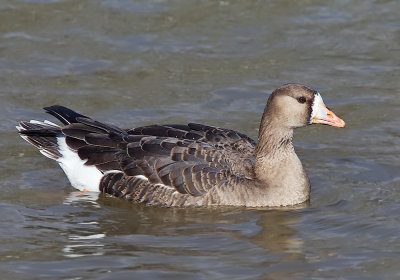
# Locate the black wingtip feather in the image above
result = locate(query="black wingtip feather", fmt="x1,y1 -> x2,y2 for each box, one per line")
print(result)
44,105 -> 88,125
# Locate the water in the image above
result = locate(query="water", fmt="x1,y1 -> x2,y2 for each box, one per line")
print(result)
1,0 -> 399,279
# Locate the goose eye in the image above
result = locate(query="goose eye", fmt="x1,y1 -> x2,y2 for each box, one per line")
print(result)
297,97 -> 306,104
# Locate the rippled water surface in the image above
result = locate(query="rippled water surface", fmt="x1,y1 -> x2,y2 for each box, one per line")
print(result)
1,1 -> 399,279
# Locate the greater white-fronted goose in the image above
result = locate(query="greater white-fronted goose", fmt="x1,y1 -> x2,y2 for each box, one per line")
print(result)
17,83 -> 345,207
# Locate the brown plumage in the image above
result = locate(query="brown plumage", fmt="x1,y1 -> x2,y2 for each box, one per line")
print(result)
16,83 -> 345,207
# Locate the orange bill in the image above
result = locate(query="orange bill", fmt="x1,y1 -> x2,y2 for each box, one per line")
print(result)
312,106 -> 345,127
311,93 -> 345,128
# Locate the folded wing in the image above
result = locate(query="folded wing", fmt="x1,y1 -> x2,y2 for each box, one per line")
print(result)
44,106 -> 257,198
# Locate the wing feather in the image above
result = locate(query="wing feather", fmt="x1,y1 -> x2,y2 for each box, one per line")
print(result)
49,110 -> 255,199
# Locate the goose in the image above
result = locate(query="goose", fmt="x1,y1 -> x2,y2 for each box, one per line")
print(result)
16,83 -> 345,207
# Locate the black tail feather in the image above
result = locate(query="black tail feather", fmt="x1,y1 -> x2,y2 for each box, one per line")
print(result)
44,105 -> 89,125
19,129 -> 61,136
17,121 -> 63,159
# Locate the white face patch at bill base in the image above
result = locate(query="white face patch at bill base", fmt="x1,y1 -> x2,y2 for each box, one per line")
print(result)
309,92 -> 345,127
309,92 -> 325,124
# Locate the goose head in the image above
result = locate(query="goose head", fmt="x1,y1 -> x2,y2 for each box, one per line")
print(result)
264,83 -> 345,129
